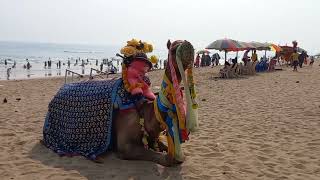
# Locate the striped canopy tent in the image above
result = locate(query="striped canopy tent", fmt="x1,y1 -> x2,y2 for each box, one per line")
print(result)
206,39 -> 244,62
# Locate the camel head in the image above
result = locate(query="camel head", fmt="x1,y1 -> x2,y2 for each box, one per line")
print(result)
165,40 -> 195,82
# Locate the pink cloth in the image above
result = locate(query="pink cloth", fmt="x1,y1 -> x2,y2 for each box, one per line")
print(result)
127,60 -> 155,100
168,41 -> 186,132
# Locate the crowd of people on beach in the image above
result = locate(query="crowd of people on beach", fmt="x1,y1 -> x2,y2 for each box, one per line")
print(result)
194,53 -> 221,68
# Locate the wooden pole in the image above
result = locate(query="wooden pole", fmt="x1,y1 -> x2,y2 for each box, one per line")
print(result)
225,51 -> 227,64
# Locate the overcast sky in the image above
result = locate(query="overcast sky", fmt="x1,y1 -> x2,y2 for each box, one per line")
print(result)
0,0 -> 319,54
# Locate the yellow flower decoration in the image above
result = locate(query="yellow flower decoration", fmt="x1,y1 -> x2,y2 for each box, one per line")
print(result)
120,46 -> 137,57
148,44 -> 153,53
150,55 -> 158,64
142,42 -> 150,53
127,39 -> 140,47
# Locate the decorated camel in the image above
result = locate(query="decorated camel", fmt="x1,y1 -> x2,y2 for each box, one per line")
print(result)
279,40 -> 299,63
41,39 -> 198,167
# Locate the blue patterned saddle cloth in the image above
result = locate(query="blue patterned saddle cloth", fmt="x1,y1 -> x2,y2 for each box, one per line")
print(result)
43,78 -> 141,159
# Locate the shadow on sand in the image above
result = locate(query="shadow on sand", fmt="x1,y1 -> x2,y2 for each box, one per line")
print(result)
29,142 -> 182,180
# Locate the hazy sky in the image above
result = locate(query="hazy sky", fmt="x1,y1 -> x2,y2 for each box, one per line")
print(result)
0,0 -> 319,54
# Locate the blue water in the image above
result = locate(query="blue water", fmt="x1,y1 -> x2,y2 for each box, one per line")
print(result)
0,41 -> 167,80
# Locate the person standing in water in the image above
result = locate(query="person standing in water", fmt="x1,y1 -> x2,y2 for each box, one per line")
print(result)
100,63 -> 103,72
7,68 -> 11,80
12,61 -> 16,68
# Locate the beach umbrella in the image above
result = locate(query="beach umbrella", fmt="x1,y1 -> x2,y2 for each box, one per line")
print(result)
239,41 -> 255,50
206,39 -> 244,62
196,50 -> 210,54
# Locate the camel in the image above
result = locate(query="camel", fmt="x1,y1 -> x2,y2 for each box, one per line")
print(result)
42,40 -> 195,167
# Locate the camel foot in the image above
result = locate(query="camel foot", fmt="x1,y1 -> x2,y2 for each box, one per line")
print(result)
91,156 -> 104,164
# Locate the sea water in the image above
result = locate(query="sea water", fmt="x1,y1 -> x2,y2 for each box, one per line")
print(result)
0,41 -> 167,80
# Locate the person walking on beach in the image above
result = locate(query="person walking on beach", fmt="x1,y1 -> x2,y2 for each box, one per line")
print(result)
58,61 -> 61,69
291,49 -> 299,72
68,60 -> 71,68
4,59 -> 7,66
44,61 -> 47,68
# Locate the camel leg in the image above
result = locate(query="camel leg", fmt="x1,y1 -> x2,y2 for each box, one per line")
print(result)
117,143 -> 173,167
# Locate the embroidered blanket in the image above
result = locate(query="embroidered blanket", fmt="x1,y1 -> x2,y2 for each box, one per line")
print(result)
43,78 -> 140,159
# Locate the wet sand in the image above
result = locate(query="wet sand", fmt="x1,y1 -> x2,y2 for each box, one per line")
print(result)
0,61 -> 320,180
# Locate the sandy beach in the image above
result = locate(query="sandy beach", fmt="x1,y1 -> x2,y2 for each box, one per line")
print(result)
0,62 -> 320,180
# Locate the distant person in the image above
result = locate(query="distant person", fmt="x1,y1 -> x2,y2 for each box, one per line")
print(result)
100,63 -> 103,72
7,68 -> 11,80
251,50 -> 258,62
309,56 -> 314,66
96,60 -> 98,66
58,61 -> 61,69
12,61 -> 16,68
200,54 -> 205,67
26,62 -> 31,69
44,61 -> 47,68
290,50 -> 299,72
195,54 -> 200,68
48,59 -> 52,68
205,53 -> 211,66
110,65 -> 117,74
232,57 -> 238,68
298,51 -> 308,68
212,53 -> 220,67
154,63 -> 159,69
215,54 -> 220,66
242,50 -> 250,65
68,60 -> 71,68
4,59 -> 7,66
159,59 -> 162,69
163,59 -> 168,69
